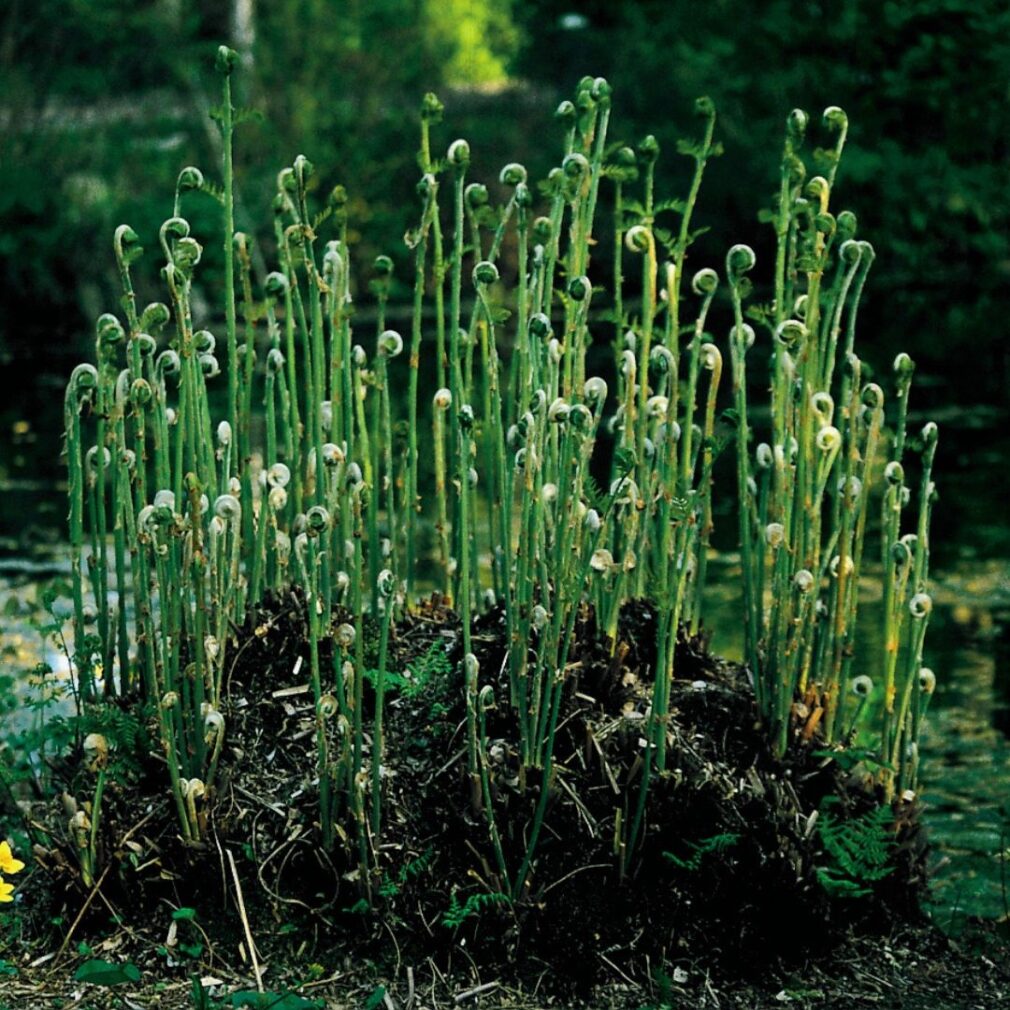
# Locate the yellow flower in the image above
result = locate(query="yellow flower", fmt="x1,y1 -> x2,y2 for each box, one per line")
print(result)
0,877 -> 13,903
0,842 -> 24,875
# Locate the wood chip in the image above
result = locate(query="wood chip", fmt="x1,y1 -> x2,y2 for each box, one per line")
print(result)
271,683 -> 310,698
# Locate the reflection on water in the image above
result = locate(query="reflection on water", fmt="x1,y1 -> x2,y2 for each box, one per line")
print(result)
916,566 -> 1010,926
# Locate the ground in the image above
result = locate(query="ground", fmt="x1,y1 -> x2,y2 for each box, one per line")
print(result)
0,921 -> 1007,1009
4,595 -> 1009,1009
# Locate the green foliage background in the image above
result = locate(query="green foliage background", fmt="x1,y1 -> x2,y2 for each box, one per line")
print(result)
2,0 -> 1007,405
515,0 -> 1010,402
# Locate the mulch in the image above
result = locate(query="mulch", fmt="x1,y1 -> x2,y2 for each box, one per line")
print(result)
5,593 -> 1008,1009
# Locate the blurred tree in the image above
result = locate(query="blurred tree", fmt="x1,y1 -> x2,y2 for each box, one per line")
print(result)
512,0 -> 1010,402
248,0 -> 519,271
2,0 -> 1006,409
248,0 -> 444,266
0,0 -> 215,528
0,0 -> 521,367
0,0 -> 214,362
427,0 -> 518,84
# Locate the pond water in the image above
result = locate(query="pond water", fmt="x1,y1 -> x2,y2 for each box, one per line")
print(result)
2,364 -> 1008,928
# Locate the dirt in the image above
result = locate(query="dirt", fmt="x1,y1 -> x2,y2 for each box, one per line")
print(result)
1,920 -> 1007,1009
6,595 -> 1009,1009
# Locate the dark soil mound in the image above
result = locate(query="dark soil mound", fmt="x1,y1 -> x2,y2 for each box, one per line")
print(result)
24,594 -> 931,995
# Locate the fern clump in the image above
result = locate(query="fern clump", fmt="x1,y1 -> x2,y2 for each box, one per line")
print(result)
36,50 -> 939,982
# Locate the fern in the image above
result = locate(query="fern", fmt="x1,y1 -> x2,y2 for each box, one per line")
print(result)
208,104 -> 263,128
654,226 -> 675,249
361,643 -> 451,702
663,832 -> 740,871
197,178 -> 226,207
311,207 -> 333,231
654,197 -> 688,216
612,447 -> 636,480
816,801 -> 894,898
362,667 -> 411,695
473,204 -> 501,229
620,208 -> 645,229
812,747 -> 895,775
403,642 -> 451,698
676,137 -> 724,160
744,301 -> 783,339
668,492 -> 696,523
379,845 -> 437,898
583,471 -> 609,515
49,703 -> 152,780
600,163 -> 638,182
400,845 -> 436,882
441,890 -> 509,929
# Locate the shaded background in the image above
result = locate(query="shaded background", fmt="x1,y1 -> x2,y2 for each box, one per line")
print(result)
1,0 -> 1009,921
2,0 -> 1008,555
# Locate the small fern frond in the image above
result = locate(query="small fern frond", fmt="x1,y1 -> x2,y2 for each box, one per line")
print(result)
441,890 -> 509,928
816,801 -> 894,898
663,832 -> 740,872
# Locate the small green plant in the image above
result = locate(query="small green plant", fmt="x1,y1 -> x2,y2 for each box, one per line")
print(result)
362,642 -> 451,702
378,845 -> 436,899
403,641 -> 452,698
362,987 -> 387,1010
441,889 -> 510,929
812,747 -> 893,775
190,974 -> 211,1010
73,957 -> 142,986
662,833 -> 740,872
636,964 -> 686,1010
158,906 -> 205,963
815,799 -> 894,898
